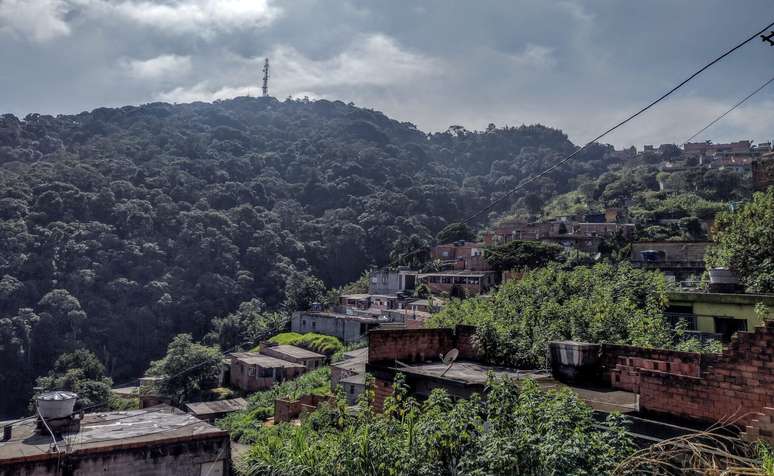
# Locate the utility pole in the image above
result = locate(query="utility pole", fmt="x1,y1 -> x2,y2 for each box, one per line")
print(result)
261,58 -> 270,97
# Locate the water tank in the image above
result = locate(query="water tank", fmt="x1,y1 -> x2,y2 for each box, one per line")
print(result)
709,267 -> 739,284
36,391 -> 77,419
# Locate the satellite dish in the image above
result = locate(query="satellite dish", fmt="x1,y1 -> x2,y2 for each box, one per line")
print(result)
441,348 -> 459,365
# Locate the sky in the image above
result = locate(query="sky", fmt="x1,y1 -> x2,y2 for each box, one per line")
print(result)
0,0 -> 773,148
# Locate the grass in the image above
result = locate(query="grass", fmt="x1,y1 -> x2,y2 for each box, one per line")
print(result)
217,366 -> 332,444
252,332 -> 344,356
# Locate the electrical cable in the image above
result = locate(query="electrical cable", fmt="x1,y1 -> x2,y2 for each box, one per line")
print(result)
684,75 -> 774,144
461,19 -> 774,224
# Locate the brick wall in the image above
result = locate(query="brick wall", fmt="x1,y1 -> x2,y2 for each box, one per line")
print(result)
602,344 -> 703,392
637,321 -> 774,425
373,377 -> 394,412
274,394 -> 334,423
368,328 -> 455,364
368,326 -> 478,364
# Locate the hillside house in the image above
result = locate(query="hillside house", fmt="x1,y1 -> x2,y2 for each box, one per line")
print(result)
630,241 -> 710,281
260,344 -> 326,371
416,270 -> 496,297
431,241 -> 491,271
229,352 -> 305,392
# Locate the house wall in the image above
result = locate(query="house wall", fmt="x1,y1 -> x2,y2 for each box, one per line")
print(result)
667,293 -> 774,334
369,270 -> 402,295
602,344 -> 703,393
261,347 -> 325,371
0,434 -> 230,476
291,312 -> 368,343
623,321 -> 774,426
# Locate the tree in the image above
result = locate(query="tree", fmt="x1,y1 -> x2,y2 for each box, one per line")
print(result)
206,298 -> 288,350
436,222 -> 475,244
283,273 -> 326,312
484,240 -> 563,273
706,188 -> 774,293
35,349 -> 113,409
428,263 -> 672,367
146,334 -> 221,405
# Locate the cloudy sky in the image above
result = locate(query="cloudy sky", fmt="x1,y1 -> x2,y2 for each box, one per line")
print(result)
1,0 -> 772,148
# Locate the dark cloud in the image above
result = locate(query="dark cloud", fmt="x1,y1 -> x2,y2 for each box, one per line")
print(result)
1,0 -> 772,147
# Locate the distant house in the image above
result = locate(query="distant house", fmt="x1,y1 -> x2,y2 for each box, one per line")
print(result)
229,352 -> 305,392
416,270 -> 496,297
291,311 -> 383,343
483,221 -> 634,253
753,152 -> 774,192
665,291 -> 774,342
431,241 -> 491,271
331,347 -> 367,405
260,344 -> 326,371
629,241 -> 710,281
368,268 -> 416,295
185,398 -> 248,423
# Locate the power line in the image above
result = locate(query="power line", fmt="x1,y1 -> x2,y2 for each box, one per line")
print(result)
462,19 -> 774,224
684,75 -> 774,144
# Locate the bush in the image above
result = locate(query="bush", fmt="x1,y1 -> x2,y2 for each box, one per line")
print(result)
261,332 -> 344,356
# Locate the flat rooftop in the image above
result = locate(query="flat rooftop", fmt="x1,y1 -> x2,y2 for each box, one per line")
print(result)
0,405 -> 226,465
230,352 -> 306,368
264,344 -> 325,360
185,398 -> 248,416
378,360 -> 638,414
417,271 -> 494,278
300,311 -> 382,323
667,291 -> 774,305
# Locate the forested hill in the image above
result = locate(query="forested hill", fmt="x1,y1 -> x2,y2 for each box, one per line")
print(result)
0,96 -> 618,415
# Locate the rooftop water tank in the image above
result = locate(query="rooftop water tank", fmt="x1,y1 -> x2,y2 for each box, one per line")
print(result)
709,267 -> 739,284
36,391 -> 77,420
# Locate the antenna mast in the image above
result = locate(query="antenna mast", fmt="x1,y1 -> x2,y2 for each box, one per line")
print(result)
261,58 -> 269,97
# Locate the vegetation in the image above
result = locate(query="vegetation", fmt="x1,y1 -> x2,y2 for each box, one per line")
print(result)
238,374 -> 634,475
145,333 -> 221,406
35,349 -> 114,409
706,188 -> 774,293
218,366 -> 331,444
428,263 -> 672,367
261,332 -> 344,356
1,98 -> 624,415
484,239 -> 563,272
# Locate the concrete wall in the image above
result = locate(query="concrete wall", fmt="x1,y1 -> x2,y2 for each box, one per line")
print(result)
667,292 -> 774,334
1,435 -> 229,476
261,347 -> 325,371
291,312 -> 368,343
369,270 -> 402,295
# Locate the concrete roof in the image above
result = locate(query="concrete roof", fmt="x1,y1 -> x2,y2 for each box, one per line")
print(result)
0,405 -> 226,465
185,398 -> 248,416
263,345 -> 325,360
230,352 -> 306,368
417,271 -> 494,278
667,291 -> 774,305
394,360 -> 545,385
339,373 -> 366,385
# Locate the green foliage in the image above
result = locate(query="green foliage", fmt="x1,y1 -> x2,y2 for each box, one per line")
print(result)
218,367 -> 331,444
35,349 -> 113,409
263,332 -> 343,356
428,263 -> 671,367
145,334 -> 221,405
238,375 -> 634,475
706,188 -> 774,293
484,240 -> 563,272
206,298 -> 288,351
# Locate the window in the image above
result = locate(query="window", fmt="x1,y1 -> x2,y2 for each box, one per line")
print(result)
714,317 -> 747,342
349,385 -> 354,394
312,322 -> 316,330
302,320 -> 307,328
247,367 -> 255,377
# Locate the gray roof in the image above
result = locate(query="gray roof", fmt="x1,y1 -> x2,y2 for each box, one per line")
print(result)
263,345 -> 325,360
231,352 -> 305,368
185,398 -> 248,416
340,373 -> 366,385
0,405 -> 225,465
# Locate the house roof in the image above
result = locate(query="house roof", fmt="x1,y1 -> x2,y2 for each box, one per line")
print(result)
340,373 -> 367,385
417,271 -> 493,278
264,345 -> 325,360
185,398 -> 248,416
0,405 -> 226,465
230,352 -> 306,368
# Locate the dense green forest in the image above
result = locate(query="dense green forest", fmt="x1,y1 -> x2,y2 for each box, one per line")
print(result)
0,96 -> 752,416
0,97 -> 624,416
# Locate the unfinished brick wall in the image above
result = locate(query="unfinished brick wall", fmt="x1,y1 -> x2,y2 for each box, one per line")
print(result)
638,321 -> 774,425
274,394 -> 334,423
372,377 -> 394,412
368,328 -> 455,364
368,326 -> 479,364
602,344 -> 703,392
